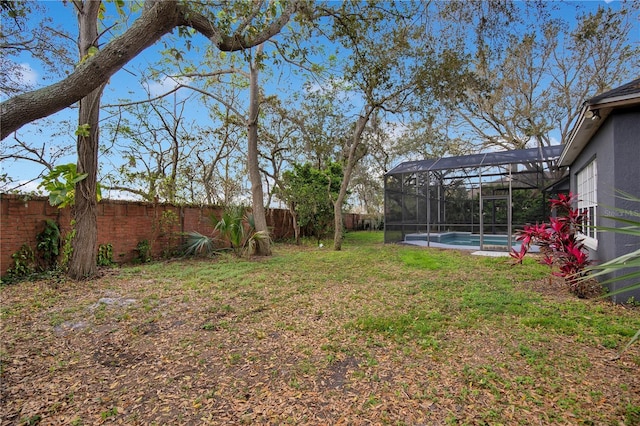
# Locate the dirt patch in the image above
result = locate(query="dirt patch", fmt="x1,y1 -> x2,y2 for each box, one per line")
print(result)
519,275 -> 577,300
320,355 -> 360,390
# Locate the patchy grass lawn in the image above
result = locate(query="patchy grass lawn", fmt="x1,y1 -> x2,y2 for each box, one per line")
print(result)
1,231 -> 639,425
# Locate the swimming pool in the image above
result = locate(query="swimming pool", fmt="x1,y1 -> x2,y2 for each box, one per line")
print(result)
403,232 -> 536,252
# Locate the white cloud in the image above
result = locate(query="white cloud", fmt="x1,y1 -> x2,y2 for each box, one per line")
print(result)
384,120 -> 408,141
15,63 -> 39,87
3,179 -> 44,195
146,75 -> 192,97
102,188 -> 142,201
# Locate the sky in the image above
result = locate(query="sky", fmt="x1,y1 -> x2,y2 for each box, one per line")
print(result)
1,1 -> 322,199
1,0 -> 637,200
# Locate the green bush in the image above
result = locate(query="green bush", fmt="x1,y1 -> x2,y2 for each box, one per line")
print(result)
5,244 -> 36,281
36,219 -> 60,270
97,243 -> 114,266
135,240 -> 152,263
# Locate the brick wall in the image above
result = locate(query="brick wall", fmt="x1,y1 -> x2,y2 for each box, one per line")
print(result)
0,194 -> 360,274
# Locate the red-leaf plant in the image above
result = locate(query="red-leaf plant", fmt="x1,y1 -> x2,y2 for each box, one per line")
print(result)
510,192 -> 592,296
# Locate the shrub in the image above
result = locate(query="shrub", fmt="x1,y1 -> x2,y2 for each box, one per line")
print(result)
60,225 -> 76,271
183,206 -> 269,257
5,244 -> 36,281
135,240 -> 152,263
511,192 -> 594,297
36,219 -> 60,270
97,243 -> 114,266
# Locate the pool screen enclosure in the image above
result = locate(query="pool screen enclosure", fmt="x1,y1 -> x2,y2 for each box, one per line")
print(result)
384,145 -> 564,251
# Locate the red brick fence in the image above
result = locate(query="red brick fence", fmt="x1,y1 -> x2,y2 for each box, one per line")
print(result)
0,194 -> 364,274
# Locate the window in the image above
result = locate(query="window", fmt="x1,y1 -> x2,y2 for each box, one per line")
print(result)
576,159 -> 597,249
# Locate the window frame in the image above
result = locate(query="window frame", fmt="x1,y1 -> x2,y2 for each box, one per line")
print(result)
576,158 -> 598,250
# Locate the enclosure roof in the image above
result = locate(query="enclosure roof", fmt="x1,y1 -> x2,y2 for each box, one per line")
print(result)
385,145 -> 563,176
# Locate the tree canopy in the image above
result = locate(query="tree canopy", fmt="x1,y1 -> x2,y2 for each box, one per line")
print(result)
276,162 -> 343,244
1,0 -> 638,268
0,0 -> 306,139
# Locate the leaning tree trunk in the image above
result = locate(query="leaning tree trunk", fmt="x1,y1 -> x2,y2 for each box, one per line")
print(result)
0,0 -> 299,140
69,1 -> 104,279
333,114 -> 369,251
288,203 -> 300,245
247,44 -> 272,256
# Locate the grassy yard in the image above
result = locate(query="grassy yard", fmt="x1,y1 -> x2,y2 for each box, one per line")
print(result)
1,231 -> 639,425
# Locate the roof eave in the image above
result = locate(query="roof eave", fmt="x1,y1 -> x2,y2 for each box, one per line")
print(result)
558,105 -> 605,167
559,93 -> 640,167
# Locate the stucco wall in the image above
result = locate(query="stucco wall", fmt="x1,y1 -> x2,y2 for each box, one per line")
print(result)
570,107 -> 640,302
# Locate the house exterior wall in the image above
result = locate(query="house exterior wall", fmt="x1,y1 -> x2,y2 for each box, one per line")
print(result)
610,108 -> 640,302
570,107 -> 640,302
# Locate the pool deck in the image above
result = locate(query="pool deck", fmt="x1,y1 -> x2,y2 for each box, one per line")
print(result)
401,239 -> 540,255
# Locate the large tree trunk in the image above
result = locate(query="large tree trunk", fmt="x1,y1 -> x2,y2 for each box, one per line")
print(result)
333,114 -> 369,251
247,44 -> 271,256
69,0 -> 103,279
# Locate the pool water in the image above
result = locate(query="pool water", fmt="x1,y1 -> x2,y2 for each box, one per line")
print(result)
440,235 -> 510,246
404,232 -> 525,250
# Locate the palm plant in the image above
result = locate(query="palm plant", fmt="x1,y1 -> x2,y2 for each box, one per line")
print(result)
182,231 -> 215,256
183,206 -> 270,257
583,191 -> 640,354
212,209 -> 245,253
